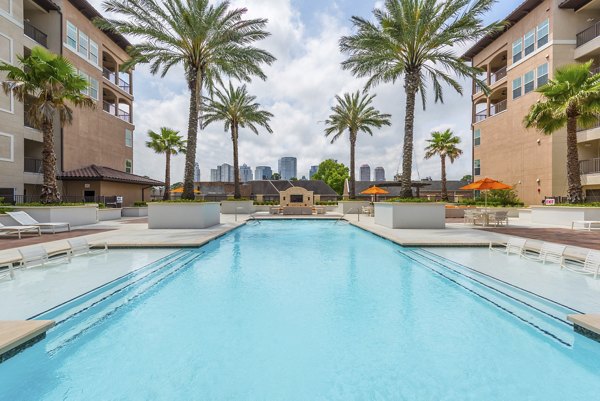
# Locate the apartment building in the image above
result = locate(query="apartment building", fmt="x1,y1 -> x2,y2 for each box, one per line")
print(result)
464,0 -> 600,205
0,0 -> 159,205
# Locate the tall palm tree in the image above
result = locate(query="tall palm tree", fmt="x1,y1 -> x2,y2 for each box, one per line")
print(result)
97,0 -> 275,200
525,61 -> 600,203
146,127 -> 186,200
0,46 -> 94,203
324,91 -> 391,198
202,83 -> 273,199
424,129 -> 463,201
340,0 -> 502,198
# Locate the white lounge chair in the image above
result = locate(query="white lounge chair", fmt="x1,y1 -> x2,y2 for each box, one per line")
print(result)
0,222 -> 41,239
489,237 -> 527,256
563,250 -> 600,279
7,211 -> 71,233
0,261 -> 14,280
524,242 -> 566,266
67,237 -> 107,260
18,245 -> 69,269
571,221 -> 600,231
488,211 -> 509,227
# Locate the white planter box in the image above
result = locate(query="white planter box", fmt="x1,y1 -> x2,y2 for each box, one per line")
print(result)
98,208 -> 122,221
374,202 -> 446,229
14,205 -> 99,226
338,201 -> 371,214
530,206 -> 600,226
220,200 -> 255,214
148,202 -> 220,229
122,207 -> 148,217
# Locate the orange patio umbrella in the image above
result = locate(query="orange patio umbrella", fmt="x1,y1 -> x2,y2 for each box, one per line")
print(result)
170,187 -> 201,194
460,178 -> 512,208
360,185 -> 389,202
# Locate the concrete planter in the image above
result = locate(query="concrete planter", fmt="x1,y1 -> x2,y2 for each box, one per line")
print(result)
98,208 -> 122,221
220,200 -> 255,214
14,205 -> 98,226
122,207 -> 148,217
254,204 -> 278,212
148,202 -> 220,229
530,206 -> 600,226
374,202 -> 446,229
338,201 -> 370,214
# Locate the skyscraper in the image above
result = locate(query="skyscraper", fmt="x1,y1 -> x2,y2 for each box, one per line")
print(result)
218,163 -> 234,182
210,169 -> 219,182
255,166 -> 273,180
360,164 -> 371,181
239,164 -> 253,182
194,163 -> 201,182
374,167 -> 386,181
278,157 -> 297,180
309,165 -> 319,179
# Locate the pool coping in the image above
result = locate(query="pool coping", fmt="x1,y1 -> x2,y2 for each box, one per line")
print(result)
567,315 -> 600,343
0,320 -> 55,363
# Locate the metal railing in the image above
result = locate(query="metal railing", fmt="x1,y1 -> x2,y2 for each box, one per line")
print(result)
117,109 -> 130,122
474,111 -> 487,122
593,66 -> 600,75
576,21 -> 600,47
490,66 -> 507,84
23,157 -> 42,173
103,101 -> 117,115
102,67 -> 117,84
580,158 -> 600,175
118,78 -> 131,94
9,195 -> 108,205
491,99 -> 507,115
24,21 -> 48,48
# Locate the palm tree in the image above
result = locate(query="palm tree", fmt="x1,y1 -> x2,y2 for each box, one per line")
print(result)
146,127 -> 186,200
525,61 -> 600,203
324,91 -> 391,198
0,46 -> 94,203
97,0 -> 275,200
424,129 -> 463,201
340,0 -> 502,198
202,83 -> 273,199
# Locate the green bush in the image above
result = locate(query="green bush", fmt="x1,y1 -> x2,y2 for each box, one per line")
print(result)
386,197 -> 433,203
316,201 -> 338,205
555,202 -> 600,207
223,198 -> 250,201
460,188 -> 524,207
15,202 -> 91,206
151,199 -> 208,203
133,201 -> 148,207
254,201 -> 278,205
0,206 -> 11,214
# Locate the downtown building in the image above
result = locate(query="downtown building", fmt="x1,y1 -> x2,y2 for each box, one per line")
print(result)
210,163 -> 234,182
464,0 -> 600,205
309,165 -> 318,179
374,166 -> 385,181
360,164 -> 371,181
255,165 -> 272,180
239,163 -> 252,183
278,156 -> 297,180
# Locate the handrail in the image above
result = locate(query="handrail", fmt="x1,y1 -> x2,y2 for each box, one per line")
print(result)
577,21 -> 600,47
335,206 -> 362,224
24,21 -> 48,48
490,66 -> 507,84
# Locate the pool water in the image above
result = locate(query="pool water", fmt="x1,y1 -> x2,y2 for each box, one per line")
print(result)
1,220 -> 600,400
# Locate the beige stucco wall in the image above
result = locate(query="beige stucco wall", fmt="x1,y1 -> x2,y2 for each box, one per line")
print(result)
280,187 -> 314,207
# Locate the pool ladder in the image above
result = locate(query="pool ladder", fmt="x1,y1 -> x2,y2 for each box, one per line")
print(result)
335,206 -> 361,224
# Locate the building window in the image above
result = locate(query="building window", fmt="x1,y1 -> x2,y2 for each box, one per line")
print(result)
66,21 -> 98,65
125,129 -> 133,147
512,39 -> 522,63
79,71 -> 89,96
125,159 -> 132,173
89,41 -> 98,65
512,77 -> 522,99
474,159 -> 481,176
537,63 -> 549,87
474,129 -> 481,146
524,70 -> 535,94
524,29 -> 535,56
537,19 -> 549,48
78,31 -> 89,57
89,77 -> 98,100
66,21 -> 77,49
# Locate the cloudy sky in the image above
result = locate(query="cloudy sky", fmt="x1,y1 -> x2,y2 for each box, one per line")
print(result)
91,0 -> 522,182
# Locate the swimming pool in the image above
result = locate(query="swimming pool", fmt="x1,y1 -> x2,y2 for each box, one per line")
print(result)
1,220 -> 600,400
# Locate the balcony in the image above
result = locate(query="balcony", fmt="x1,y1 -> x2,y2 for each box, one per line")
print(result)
475,111 -> 487,123
490,67 -> 507,84
103,100 -> 117,115
24,21 -> 47,48
102,67 -> 117,85
577,22 -> 600,48
580,158 -> 600,186
491,99 -> 507,116
24,157 -> 42,173
117,109 -> 130,122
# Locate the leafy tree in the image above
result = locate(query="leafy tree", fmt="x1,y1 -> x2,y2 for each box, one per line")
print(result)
290,177 -> 298,181
98,0 -> 275,199
461,174 -> 473,183
0,46 -> 94,203
202,83 -> 273,199
340,0 -> 502,198
424,129 -> 463,201
524,61 -> 600,203
312,159 -> 350,195
272,173 -> 281,180
171,182 -> 183,189
146,127 -> 186,200
324,91 -> 391,198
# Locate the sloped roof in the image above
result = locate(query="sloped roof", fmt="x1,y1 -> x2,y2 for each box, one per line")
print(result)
244,180 -> 338,196
67,0 -> 132,51
559,0 -> 593,9
59,165 -> 163,186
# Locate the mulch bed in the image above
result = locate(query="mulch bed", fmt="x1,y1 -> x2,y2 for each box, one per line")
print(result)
0,229 -> 115,251
478,227 -> 600,250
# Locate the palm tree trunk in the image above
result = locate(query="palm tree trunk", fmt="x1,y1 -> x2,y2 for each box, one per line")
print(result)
232,124 -> 241,199
400,71 -> 419,198
182,68 -> 202,200
566,116 -> 583,203
440,155 -> 448,202
350,133 -> 356,199
163,152 -> 171,201
40,120 -> 60,204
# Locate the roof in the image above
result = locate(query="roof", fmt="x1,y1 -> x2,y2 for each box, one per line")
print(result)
59,165 -> 164,186
462,0 -> 545,60
33,0 -> 60,11
245,180 -> 338,196
67,0 -> 132,51
559,0 -> 593,9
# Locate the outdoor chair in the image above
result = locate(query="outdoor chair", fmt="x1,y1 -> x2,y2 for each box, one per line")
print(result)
489,237 -> 527,256
523,242 -> 566,266
464,210 -> 477,225
0,222 -> 41,239
7,211 -> 71,233
0,261 -> 14,280
571,220 -> 600,231
18,245 -> 69,269
488,211 -> 509,227
67,237 -> 108,260
562,250 -> 600,279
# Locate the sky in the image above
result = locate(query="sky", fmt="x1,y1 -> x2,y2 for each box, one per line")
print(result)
90,0 -> 523,182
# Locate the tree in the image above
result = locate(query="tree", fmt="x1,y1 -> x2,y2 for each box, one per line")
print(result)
461,175 -> 473,183
97,0 -> 275,200
146,127 -> 186,200
324,91 -> 391,198
524,61 -> 600,203
340,0 -> 502,198
424,129 -> 463,201
202,83 -> 273,199
312,159 -> 350,195
272,173 -> 281,180
0,46 -> 94,203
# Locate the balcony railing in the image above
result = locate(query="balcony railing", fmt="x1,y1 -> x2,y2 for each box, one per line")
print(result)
24,157 -> 42,173
24,21 -> 47,48
577,21 -> 600,47
580,158 -> 600,175
474,111 -> 487,122
490,67 -> 507,84
491,99 -> 507,115
117,109 -> 130,122
577,116 -> 600,132
103,100 -> 117,115
118,78 -> 131,94
102,67 -> 117,84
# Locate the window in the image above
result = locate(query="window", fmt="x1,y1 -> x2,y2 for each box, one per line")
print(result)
474,160 -> 481,176
66,21 -> 97,65
89,40 -> 98,65
79,71 -> 89,96
66,21 -> 77,49
125,159 -> 132,173
537,63 -> 549,87
125,129 -> 133,147
537,19 -> 549,48
524,29 -> 535,56
524,70 -> 535,94
78,31 -> 88,57
512,39 -> 522,63
474,129 -> 481,146
89,77 -> 98,100
512,77 -> 522,99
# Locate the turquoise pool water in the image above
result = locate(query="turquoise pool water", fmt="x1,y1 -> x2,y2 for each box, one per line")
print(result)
1,220 -> 600,400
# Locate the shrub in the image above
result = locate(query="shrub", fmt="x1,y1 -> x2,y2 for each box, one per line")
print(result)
0,206 -> 11,214
133,201 -> 148,207
15,202 -> 90,206
316,201 -> 338,205
555,202 -> 600,207
386,197 -> 433,203
460,188 -> 524,207
254,201 -> 278,205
